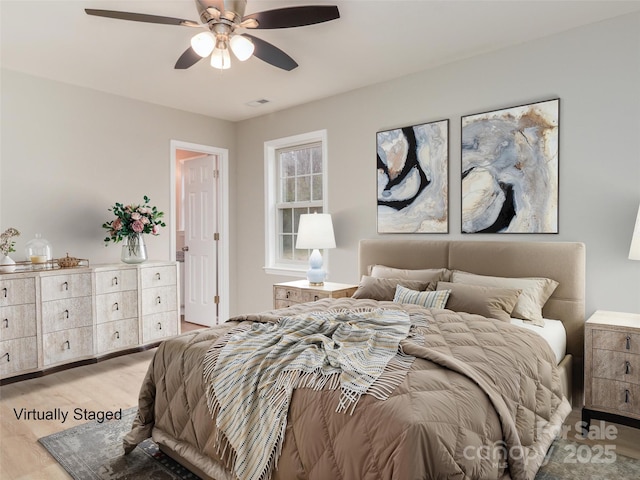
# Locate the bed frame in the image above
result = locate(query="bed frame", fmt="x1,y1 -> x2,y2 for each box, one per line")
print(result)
359,239 -> 586,405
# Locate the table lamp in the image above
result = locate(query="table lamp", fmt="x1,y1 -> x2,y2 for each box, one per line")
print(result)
296,213 -> 336,285
629,203 -> 640,260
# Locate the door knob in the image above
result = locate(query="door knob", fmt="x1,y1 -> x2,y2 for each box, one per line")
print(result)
182,246 -> 189,251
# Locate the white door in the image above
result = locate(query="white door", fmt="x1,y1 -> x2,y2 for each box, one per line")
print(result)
183,155 -> 219,326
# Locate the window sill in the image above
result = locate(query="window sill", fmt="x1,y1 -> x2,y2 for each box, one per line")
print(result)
263,265 -> 307,277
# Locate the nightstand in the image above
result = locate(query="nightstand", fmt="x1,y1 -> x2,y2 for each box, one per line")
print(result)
583,310 -> 640,430
273,280 -> 358,309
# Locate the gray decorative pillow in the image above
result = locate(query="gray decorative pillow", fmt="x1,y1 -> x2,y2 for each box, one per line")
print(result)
351,276 -> 433,301
369,265 -> 451,283
436,281 -> 522,323
450,271 -> 558,325
393,285 -> 450,309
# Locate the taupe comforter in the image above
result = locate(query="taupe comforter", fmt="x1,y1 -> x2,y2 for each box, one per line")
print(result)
124,298 -> 571,480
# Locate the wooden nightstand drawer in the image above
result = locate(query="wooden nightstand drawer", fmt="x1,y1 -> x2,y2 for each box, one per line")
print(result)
274,286 -> 301,303
593,329 -> 640,354
592,349 -> 640,385
592,378 -> 640,415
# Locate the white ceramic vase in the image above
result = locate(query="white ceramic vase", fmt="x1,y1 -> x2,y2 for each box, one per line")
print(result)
0,255 -> 16,273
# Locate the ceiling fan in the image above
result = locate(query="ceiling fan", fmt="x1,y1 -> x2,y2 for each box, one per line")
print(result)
85,0 -> 340,71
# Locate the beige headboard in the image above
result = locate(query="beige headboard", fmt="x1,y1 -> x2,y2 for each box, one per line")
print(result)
358,239 -> 586,361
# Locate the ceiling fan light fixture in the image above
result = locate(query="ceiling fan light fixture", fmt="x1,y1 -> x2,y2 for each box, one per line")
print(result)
230,34 -> 255,61
190,31 -> 215,57
210,47 -> 231,70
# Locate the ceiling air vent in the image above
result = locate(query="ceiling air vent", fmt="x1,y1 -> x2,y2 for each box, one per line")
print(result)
246,99 -> 270,107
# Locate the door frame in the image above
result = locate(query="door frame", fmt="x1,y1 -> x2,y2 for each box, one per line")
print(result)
170,140 -> 230,323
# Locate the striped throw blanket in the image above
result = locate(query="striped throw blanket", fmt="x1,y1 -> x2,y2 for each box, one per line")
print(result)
203,308 -> 413,480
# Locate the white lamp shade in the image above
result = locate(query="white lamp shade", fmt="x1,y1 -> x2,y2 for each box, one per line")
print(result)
629,203 -> 640,260
210,47 -> 231,69
296,213 -> 336,249
190,32 -> 215,57
230,34 -> 254,61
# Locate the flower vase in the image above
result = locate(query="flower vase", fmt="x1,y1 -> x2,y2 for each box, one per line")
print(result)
0,255 -> 16,273
121,233 -> 147,264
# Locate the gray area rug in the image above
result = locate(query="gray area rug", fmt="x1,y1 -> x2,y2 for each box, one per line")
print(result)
40,407 -> 639,479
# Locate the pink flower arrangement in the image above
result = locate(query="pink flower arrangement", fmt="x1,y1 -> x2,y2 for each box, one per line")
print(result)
102,196 -> 165,244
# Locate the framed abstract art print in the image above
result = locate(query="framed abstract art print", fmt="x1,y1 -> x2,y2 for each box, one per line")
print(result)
377,119 -> 449,233
461,98 -> 559,234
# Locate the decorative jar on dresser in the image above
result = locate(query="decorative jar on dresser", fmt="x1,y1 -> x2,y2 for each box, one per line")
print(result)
583,310 -> 640,430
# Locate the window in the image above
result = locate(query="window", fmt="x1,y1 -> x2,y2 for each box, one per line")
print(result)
264,130 -> 328,275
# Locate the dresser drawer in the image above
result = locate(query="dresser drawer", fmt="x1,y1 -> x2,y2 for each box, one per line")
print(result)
0,277 -> 36,306
43,326 -> 93,366
42,297 -> 92,333
142,311 -> 178,343
592,349 -> 640,385
141,265 -> 177,289
592,378 -> 640,416
95,269 -> 137,294
0,304 -> 37,341
592,328 -> 640,355
96,318 -> 139,354
274,286 -> 301,303
95,291 -> 138,324
274,299 -> 296,309
0,337 -> 38,376
41,273 -> 91,301
141,286 -> 177,315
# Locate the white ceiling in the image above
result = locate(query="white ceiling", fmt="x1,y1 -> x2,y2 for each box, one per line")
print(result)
2,1 -> 640,122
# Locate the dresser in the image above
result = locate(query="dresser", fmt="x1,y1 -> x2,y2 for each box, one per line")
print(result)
583,310 -> 640,430
0,261 -> 180,382
273,280 -> 358,309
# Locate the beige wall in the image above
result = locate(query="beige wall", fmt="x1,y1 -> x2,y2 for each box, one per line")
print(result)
2,13 -> 639,320
235,12 -> 640,317
0,70 -> 236,280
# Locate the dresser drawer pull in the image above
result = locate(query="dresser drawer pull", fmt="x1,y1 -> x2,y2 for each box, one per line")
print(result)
156,272 -> 161,280
3,318 -> 8,328
112,276 -> 119,286
63,309 -> 69,319
157,322 -> 162,330
113,302 -> 119,311
625,361 -> 631,375
156,296 -> 162,305
286,291 -> 290,299
62,281 -> 69,291
625,389 -> 630,403
314,295 -> 319,301
2,352 -> 9,362
64,340 -> 70,350
626,336 -> 631,350
2,287 -> 7,298
115,331 -> 120,339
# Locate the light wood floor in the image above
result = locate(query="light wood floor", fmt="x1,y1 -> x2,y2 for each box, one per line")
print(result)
1,321 -> 638,479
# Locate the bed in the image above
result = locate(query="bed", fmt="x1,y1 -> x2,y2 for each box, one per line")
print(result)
123,239 -> 585,480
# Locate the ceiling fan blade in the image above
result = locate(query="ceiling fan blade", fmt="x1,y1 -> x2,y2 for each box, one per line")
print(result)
175,47 -> 204,69
85,9 -> 200,27
241,5 -> 339,29
244,34 -> 298,71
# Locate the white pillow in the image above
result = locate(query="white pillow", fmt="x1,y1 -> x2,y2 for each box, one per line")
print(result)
450,270 -> 558,325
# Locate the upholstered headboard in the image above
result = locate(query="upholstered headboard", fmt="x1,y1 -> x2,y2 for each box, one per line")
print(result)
358,239 -> 586,362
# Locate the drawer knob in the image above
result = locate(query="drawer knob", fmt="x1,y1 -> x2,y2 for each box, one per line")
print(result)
63,309 -> 69,319
113,302 -> 119,311
157,322 -> 162,330
64,340 -> 70,350
626,336 -> 631,350
625,389 -> 630,404
62,281 -> 69,291
2,352 -> 9,362
3,318 -> 8,328
156,296 -> 162,304
625,361 -> 631,375
286,291 -> 290,299
113,276 -> 119,286
2,287 -> 7,298
115,331 -> 120,339
156,272 -> 161,280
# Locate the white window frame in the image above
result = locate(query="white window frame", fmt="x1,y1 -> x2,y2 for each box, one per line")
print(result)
264,130 -> 329,276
